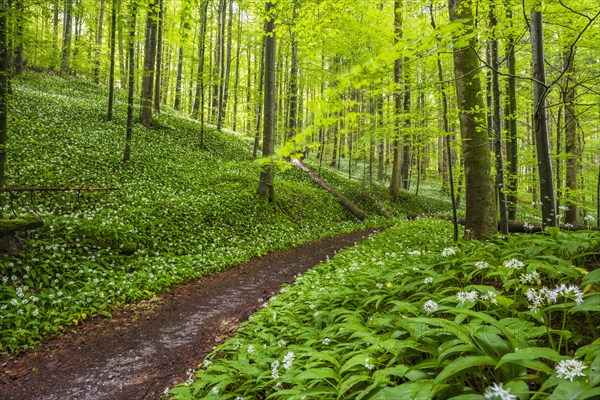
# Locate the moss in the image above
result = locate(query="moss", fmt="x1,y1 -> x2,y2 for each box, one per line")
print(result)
0,218 -> 44,235
120,241 -> 138,255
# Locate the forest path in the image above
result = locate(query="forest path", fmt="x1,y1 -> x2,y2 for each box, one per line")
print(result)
0,229 -> 378,400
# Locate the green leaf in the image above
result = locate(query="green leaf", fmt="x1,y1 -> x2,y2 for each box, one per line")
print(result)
434,355 -> 496,384
371,381 -> 435,400
496,347 -> 564,369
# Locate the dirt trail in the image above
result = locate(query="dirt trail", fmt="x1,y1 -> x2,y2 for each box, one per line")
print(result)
0,229 -> 377,400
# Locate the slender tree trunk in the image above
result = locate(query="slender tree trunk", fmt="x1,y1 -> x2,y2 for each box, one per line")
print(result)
448,0 -> 497,239
253,42 -> 264,158
93,0 -> 105,83
61,0 -> 73,75
13,0 -> 23,74
193,0 -> 209,148
257,1 -> 276,202
140,0 -> 158,128
211,0 -> 225,123
505,8 -> 518,221
429,4 -> 458,240
173,41 -> 183,111
390,0 -> 403,202
377,96 -> 384,180
400,68 -> 410,190
231,9 -> 242,132
107,0 -> 118,121
490,4 -> 508,234
53,0 -> 60,63
153,0 -> 164,113
564,48 -> 579,225
217,0 -> 233,131
287,0 -> 299,141
531,4 -> 557,227
330,127 -> 337,167
118,13 -> 126,83
123,1 -> 136,163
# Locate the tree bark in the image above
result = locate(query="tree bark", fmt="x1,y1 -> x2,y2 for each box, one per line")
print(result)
153,0 -> 164,113
61,0 -> 73,75
217,0 -> 233,131
107,0 -> 118,121
505,8 -> 518,221
253,41 -> 265,158
231,9 -> 242,132
390,0 -> 402,202
173,41 -> 183,111
287,0 -> 299,141
293,159 -> 366,221
400,69 -> 410,190
564,48 -> 579,225
531,4 -> 557,227
448,0 -> 497,239
140,0 -> 158,128
123,1 -> 136,163
93,0 -> 105,84
257,1 -> 276,202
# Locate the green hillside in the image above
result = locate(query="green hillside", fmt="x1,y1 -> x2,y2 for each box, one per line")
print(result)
0,73 -> 450,352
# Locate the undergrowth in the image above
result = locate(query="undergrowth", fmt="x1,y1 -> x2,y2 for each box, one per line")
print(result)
0,73 -> 450,352
169,218 -> 600,400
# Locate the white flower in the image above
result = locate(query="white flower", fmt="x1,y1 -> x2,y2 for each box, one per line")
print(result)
422,300 -> 439,313
424,277 -> 433,284
519,271 -> 540,284
526,287 -> 558,310
523,222 -> 534,231
271,360 -> 280,379
282,351 -> 294,371
583,215 -> 595,222
556,358 -> 587,382
210,386 -> 220,395
203,359 -> 212,368
456,290 -> 478,303
232,341 -> 241,350
277,339 -> 287,347
247,345 -> 255,354
365,357 -> 375,370
504,258 -> 524,270
481,291 -> 498,305
475,261 -> 489,270
555,284 -> 584,305
322,338 -> 331,345
484,382 -> 517,400
442,248 -> 456,257
408,250 -> 421,256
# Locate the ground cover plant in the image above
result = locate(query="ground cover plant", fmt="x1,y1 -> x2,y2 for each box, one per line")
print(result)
0,73 -> 452,352
169,218 -> 600,399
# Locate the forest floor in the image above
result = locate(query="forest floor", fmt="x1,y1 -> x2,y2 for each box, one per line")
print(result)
0,229 -> 379,400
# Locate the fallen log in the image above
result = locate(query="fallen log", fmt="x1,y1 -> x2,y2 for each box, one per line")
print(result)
0,187 -> 118,192
292,159 -> 366,221
407,214 -> 600,232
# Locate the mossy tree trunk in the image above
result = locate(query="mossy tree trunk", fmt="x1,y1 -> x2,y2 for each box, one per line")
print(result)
123,0 -> 136,163
0,0 -> 7,217
140,0 -> 158,128
563,48 -> 579,225
448,0 -> 497,239
389,0 -> 402,202
505,8 -> 518,221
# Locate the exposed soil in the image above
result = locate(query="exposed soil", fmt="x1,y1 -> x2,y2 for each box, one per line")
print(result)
0,229 -> 378,400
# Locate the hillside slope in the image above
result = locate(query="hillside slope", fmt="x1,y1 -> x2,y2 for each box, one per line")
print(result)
0,73 -> 450,351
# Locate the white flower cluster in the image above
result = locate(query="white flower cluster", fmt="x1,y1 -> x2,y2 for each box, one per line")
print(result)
456,290 -> 478,303
480,291 -> 498,305
519,270 -> 540,284
526,284 -> 584,310
475,261 -> 489,270
504,258 -> 525,270
424,277 -> 433,284
282,351 -> 294,371
271,360 -> 280,379
441,247 -> 456,258
483,382 -> 517,400
556,358 -> 587,382
364,357 -> 375,370
523,222 -> 534,231
422,300 -> 439,314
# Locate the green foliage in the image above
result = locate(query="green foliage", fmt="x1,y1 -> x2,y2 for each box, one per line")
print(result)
0,73 -> 450,352
169,219 -> 600,399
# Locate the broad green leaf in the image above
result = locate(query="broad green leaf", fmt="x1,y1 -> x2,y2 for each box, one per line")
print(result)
371,381 -> 435,400
434,355 -> 496,384
496,347 -> 563,369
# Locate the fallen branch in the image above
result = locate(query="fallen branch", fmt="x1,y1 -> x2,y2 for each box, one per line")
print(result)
407,214 -> 600,232
0,187 -> 118,192
292,159 -> 366,221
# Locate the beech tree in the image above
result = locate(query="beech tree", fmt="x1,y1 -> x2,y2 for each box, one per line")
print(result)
140,0 -> 159,128
448,0 -> 496,239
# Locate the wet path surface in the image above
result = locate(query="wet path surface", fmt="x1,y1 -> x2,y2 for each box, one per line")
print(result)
0,230 -> 377,400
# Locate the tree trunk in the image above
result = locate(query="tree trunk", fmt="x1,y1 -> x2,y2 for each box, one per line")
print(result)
107,0 -> 118,121
400,70 -> 410,190
13,0 -> 23,74
287,0 -> 299,141
61,0 -> 73,75
448,0 -> 497,239
153,0 -> 164,113
505,8 -> 518,221
93,0 -> 105,83
173,42 -> 183,111
531,4 -> 557,227
564,48 -> 579,225
211,0 -> 225,124
123,1 -> 136,163
231,9 -> 242,132
257,1 -> 276,202
490,4 -> 508,234
253,41 -> 265,158
293,159 -> 366,221
390,0 -> 403,202
140,0 -> 158,128
193,0 -> 209,148
217,0 -> 233,131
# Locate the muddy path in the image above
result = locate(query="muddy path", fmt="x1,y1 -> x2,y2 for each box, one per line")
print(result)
0,229 -> 378,400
